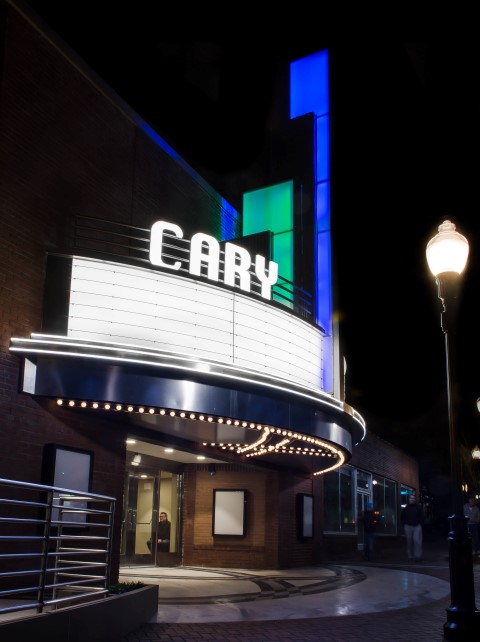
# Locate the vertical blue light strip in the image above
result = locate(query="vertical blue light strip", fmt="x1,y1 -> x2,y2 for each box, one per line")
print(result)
290,50 -> 332,391
290,51 -> 329,120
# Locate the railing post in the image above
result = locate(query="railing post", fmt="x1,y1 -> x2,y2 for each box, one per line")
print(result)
37,487 -> 54,613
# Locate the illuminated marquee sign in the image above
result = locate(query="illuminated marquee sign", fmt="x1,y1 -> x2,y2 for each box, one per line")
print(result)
149,221 -> 279,300
65,257 -> 325,393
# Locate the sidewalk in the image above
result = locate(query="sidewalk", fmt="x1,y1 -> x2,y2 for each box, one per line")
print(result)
121,536 -> 480,641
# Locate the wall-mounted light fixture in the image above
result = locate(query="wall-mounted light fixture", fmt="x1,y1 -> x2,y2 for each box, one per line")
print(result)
132,453 -> 142,466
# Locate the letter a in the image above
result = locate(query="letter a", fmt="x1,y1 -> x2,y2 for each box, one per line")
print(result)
190,233 -> 220,281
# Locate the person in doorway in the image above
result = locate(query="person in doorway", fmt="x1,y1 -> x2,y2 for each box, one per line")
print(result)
147,511 -> 171,552
401,494 -> 424,562
362,501 -> 376,561
464,496 -> 480,555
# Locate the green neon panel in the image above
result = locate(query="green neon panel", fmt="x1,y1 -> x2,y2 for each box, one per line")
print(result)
243,181 -> 293,286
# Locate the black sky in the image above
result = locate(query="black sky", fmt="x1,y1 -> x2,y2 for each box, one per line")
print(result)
22,3 -> 480,480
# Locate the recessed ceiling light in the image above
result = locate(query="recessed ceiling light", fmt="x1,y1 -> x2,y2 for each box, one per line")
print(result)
126,439 -> 136,444
164,448 -> 174,453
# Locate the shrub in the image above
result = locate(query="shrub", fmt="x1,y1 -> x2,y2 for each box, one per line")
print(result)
108,581 -> 146,594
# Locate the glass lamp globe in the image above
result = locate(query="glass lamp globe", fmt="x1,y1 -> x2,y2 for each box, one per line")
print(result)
426,220 -> 469,277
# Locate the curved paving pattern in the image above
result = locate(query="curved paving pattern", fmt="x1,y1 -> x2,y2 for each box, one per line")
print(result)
119,564 -> 450,623
130,566 -> 365,605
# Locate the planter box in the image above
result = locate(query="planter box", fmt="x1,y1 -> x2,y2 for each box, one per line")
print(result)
0,584 -> 158,642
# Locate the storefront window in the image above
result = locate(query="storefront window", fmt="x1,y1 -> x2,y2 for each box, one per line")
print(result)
324,467 -> 397,536
340,468 -> 355,532
323,469 -> 340,531
373,475 -> 397,535
324,466 -> 355,532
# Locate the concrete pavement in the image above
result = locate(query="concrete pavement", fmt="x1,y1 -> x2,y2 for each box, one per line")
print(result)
120,535 -> 480,641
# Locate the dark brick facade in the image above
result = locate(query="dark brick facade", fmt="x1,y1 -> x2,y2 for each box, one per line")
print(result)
350,431 -> 419,489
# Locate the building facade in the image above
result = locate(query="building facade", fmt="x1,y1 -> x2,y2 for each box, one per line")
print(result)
0,0 -> 419,579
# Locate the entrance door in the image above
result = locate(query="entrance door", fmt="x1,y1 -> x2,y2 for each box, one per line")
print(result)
121,469 -> 159,565
121,466 -> 183,567
356,492 -> 371,551
155,470 -> 182,567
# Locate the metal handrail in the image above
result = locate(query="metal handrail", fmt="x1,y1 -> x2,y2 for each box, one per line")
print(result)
0,477 -> 115,618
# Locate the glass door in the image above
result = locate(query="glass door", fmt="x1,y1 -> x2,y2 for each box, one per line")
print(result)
121,468 -> 159,565
356,492 -> 371,551
121,465 -> 183,567
155,470 -> 182,567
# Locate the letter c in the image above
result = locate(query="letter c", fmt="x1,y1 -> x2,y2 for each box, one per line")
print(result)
149,221 -> 183,270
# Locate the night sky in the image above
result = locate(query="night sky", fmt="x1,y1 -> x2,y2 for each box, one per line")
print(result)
22,3 -> 480,488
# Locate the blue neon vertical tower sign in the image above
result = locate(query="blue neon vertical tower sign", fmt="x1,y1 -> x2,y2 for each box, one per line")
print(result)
290,50 -> 333,391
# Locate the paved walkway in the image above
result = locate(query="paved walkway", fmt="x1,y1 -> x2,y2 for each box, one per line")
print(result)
119,537 -> 480,641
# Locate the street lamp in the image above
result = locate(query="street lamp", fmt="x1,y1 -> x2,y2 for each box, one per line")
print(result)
426,219 -> 480,640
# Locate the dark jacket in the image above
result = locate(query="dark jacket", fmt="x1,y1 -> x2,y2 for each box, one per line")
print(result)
401,503 -> 423,527
363,508 -> 376,533
157,520 -> 171,551
147,519 -> 171,552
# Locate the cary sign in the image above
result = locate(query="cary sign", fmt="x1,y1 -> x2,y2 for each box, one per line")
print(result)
149,221 -> 279,300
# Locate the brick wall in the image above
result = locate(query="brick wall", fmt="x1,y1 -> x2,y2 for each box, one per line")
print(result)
182,464 -> 317,569
350,432 -> 419,490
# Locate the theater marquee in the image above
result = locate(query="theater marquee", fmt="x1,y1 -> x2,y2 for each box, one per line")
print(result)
9,220 -> 365,475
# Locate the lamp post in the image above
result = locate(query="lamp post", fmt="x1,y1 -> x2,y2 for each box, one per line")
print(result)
426,219 -> 480,640
472,446 -> 480,501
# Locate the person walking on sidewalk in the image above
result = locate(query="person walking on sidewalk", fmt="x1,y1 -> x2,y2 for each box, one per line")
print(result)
464,496 -> 480,555
401,493 -> 424,562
